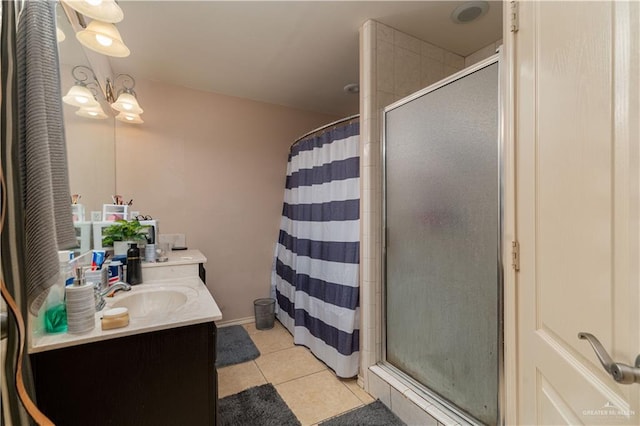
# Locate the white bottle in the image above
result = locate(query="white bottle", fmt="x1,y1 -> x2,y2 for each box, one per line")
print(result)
145,243 -> 156,263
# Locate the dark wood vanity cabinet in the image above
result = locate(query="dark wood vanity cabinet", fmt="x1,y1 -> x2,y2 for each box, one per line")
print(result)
31,321 -> 218,426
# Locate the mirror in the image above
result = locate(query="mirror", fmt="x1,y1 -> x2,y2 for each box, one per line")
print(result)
57,3 -> 115,219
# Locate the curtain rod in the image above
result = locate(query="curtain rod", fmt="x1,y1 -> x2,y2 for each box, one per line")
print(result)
290,113 -> 360,148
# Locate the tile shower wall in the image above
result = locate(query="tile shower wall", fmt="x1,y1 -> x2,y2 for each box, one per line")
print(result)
359,20 -> 501,426
465,39 -> 503,67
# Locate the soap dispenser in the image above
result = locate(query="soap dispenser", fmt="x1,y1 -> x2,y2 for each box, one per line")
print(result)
126,243 -> 142,285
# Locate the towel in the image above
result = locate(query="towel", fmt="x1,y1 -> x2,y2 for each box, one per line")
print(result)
16,0 -> 77,314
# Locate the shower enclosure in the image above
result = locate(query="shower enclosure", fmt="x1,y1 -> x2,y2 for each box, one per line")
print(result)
383,57 -> 501,425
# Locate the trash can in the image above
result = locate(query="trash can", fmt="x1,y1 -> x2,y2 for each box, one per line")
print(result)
254,298 -> 275,330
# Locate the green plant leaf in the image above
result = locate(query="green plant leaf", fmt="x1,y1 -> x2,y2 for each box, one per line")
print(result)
102,219 -> 151,246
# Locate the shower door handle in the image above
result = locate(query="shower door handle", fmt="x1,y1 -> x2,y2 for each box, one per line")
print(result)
578,332 -> 640,384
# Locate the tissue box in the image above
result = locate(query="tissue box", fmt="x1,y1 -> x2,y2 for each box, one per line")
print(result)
85,268 -> 107,290
102,204 -> 128,222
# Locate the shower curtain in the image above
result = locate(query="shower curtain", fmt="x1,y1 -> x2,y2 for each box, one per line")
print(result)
2,1 -> 76,424
272,119 -> 360,378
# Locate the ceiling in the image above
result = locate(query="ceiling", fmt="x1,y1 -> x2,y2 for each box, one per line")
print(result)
60,1 -> 503,117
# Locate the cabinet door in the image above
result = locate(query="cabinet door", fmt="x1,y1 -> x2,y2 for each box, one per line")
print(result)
515,1 -> 639,424
32,322 -> 216,425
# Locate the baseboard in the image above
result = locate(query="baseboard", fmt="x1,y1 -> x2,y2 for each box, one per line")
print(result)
215,316 -> 255,328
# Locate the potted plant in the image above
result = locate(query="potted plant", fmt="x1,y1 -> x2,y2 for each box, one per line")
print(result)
102,219 -> 150,255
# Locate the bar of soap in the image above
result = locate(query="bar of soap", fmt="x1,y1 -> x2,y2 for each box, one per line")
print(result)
101,307 -> 130,330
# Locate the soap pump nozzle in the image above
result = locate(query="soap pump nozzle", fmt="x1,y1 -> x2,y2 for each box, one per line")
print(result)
74,266 -> 86,286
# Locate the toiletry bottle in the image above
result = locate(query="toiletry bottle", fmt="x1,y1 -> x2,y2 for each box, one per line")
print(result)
126,243 -> 143,285
145,225 -> 156,262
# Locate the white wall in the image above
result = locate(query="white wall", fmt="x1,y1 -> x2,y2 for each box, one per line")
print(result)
114,77 -> 337,322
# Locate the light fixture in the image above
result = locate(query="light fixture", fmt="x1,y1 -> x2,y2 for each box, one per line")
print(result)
76,105 -> 108,119
62,0 -> 123,23
343,83 -> 359,94
115,112 -> 144,124
111,92 -> 143,114
107,74 -> 144,116
62,66 -> 144,124
451,1 -> 489,24
63,84 -> 99,107
62,66 -> 101,108
76,20 -> 130,57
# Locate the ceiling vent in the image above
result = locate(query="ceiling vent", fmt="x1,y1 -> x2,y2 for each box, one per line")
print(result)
451,1 -> 489,24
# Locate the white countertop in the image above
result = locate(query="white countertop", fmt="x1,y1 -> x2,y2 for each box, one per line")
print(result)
29,275 -> 222,354
142,249 -> 206,268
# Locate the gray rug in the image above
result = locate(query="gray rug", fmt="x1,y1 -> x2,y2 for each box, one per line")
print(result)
219,383 -> 301,426
320,400 -> 405,426
216,325 -> 260,368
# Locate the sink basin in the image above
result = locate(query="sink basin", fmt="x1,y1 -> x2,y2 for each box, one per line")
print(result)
112,289 -> 188,318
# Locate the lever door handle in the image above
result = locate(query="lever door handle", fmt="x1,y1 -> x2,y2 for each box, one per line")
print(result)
578,332 -> 640,384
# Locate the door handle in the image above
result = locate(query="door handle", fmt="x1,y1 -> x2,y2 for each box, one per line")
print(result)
578,332 -> 640,384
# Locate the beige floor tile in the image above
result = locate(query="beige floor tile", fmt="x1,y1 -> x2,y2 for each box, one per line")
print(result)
243,319 -> 286,336
342,378 -> 376,404
276,370 -> 363,426
250,325 -> 295,355
255,346 -> 326,384
217,361 -> 267,398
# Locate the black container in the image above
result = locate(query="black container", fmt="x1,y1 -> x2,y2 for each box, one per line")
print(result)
126,243 -> 143,285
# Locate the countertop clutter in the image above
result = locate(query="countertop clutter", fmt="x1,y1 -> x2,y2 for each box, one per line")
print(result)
29,249 -> 221,354
142,248 -> 207,267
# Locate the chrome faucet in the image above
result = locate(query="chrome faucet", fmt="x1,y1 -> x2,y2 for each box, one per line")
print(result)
94,282 -> 132,311
101,282 -> 132,297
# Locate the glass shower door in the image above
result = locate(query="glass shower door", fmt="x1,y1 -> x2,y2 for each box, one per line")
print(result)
384,61 -> 500,425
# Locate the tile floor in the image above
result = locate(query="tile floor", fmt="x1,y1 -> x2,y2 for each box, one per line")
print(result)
218,320 -> 375,426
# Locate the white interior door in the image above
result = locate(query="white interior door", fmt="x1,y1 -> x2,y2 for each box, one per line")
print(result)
515,1 -> 639,424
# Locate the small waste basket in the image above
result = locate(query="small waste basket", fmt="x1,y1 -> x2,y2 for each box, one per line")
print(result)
254,298 -> 275,330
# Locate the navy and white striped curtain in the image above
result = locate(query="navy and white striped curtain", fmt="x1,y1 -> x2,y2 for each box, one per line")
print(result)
272,119 -> 360,378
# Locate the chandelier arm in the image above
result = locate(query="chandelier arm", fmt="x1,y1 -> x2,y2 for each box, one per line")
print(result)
114,73 -> 136,91
71,65 -> 98,85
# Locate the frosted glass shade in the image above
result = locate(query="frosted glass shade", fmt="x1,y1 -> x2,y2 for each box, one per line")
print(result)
76,20 -> 130,57
63,85 -> 99,108
111,92 -> 143,114
62,0 -> 123,23
115,112 -> 144,124
76,105 -> 108,119
57,27 -> 66,43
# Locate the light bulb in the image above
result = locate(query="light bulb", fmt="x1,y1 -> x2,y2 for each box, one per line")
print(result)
111,92 -> 143,114
64,0 -> 123,24
64,85 -> 99,108
115,112 -> 143,124
88,111 -> 99,116
95,34 -> 113,47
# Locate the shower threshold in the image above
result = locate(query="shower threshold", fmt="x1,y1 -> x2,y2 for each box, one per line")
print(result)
368,364 -> 482,426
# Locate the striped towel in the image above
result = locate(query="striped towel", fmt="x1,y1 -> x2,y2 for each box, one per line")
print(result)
16,0 -> 76,314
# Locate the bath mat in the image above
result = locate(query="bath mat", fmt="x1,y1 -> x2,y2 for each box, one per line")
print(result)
320,400 -> 405,426
216,325 -> 260,368
218,383 -> 301,426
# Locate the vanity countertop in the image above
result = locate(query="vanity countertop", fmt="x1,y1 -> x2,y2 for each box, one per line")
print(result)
29,275 -> 222,354
142,249 -> 206,268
